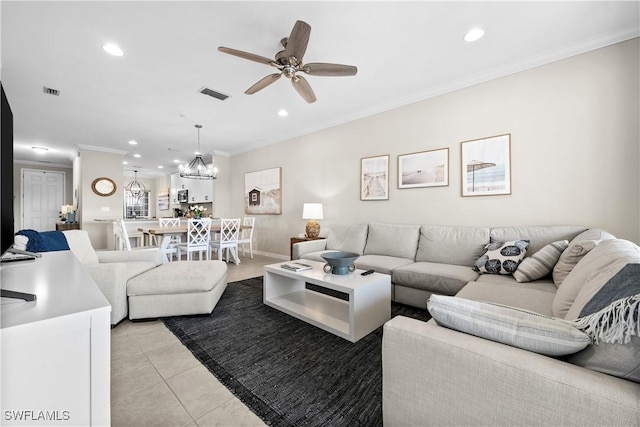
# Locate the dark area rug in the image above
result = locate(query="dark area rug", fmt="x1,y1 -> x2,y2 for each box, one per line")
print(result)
163,276 -> 431,427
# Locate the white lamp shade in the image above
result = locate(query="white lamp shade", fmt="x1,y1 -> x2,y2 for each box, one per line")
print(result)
302,203 -> 323,220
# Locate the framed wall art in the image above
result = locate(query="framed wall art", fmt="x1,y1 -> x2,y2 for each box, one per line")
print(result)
398,148 -> 449,189
461,134 -> 511,197
244,167 -> 282,214
157,189 -> 170,211
361,155 -> 389,200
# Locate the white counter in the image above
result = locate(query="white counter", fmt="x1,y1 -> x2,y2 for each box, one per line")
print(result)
1,251 -> 111,426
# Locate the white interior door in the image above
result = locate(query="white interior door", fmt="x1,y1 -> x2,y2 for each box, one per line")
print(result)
22,169 -> 65,231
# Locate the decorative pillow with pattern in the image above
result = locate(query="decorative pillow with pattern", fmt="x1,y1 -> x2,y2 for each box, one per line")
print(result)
427,295 -> 591,356
513,240 -> 569,283
473,240 -> 530,275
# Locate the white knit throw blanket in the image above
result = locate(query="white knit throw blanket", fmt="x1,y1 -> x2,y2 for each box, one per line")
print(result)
571,294 -> 640,345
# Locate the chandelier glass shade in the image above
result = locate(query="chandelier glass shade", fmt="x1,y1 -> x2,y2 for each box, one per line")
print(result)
125,170 -> 146,200
180,124 -> 217,180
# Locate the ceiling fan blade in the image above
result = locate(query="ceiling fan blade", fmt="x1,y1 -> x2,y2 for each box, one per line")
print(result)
245,73 -> 282,94
302,63 -> 358,76
218,46 -> 274,65
285,20 -> 311,62
291,75 -> 317,103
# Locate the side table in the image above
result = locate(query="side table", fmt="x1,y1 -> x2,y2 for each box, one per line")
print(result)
56,222 -> 80,231
290,236 -> 325,260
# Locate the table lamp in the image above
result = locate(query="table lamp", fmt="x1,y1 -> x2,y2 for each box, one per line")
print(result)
302,203 -> 323,238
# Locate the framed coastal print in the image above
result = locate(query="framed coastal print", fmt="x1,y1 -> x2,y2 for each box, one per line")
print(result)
398,148 -> 449,189
361,155 -> 389,200
244,167 -> 282,214
157,189 -> 170,211
461,134 -> 511,197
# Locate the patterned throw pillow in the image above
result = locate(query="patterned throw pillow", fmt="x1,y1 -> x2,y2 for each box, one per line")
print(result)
473,240 -> 530,275
427,295 -> 591,356
513,240 -> 569,283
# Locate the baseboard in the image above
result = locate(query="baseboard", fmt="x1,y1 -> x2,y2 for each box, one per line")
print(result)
252,250 -> 289,261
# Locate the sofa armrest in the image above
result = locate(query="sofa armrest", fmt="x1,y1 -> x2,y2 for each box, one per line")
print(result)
292,240 -> 328,259
382,316 -> 640,427
96,248 -> 163,265
83,263 -> 129,324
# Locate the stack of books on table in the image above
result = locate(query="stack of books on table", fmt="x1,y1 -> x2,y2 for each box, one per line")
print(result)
280,262 -> 313,272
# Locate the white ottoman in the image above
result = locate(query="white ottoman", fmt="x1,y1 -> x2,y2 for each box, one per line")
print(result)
127,260 -> 227,320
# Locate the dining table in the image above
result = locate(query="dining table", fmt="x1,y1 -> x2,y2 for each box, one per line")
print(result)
139,224 -> 252,263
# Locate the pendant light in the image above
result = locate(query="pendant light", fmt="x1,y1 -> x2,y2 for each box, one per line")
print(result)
125,170 -> 146,200
180,124 -> 216,180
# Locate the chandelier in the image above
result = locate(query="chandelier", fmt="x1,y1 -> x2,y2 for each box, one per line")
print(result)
125,170 -> 146,200
180,124 -> 217,180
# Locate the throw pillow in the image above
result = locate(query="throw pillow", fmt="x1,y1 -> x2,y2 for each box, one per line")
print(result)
566,263 -> 640,383
473,240 -> 529,275
427,295 -> 591,356
552,240 -> 599,286
513,240 -> 569,283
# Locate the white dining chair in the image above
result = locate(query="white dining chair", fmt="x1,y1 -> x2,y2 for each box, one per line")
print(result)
238,217 -> 255,258
157,217 -> 181,261
210,218 -> 240,264
176,218 -> 211,261
114,219 -> 145,250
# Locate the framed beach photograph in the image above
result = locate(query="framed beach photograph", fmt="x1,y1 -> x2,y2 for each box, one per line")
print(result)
398,148 -> 449,189
244,167 -> 282,214
461,134 -> 511,197
361,155 -> 389,200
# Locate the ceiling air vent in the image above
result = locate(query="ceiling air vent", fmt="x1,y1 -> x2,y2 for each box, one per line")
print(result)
199,87 -> 229,101
43,86 -> 60,96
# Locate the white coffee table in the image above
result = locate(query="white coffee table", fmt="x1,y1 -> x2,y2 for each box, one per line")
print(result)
263,260 -> 391,342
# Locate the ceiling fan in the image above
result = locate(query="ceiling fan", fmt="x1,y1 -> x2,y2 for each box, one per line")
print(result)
218,20 -> 358,103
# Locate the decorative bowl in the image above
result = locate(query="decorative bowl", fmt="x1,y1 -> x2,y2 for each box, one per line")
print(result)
321,251 -> 360,275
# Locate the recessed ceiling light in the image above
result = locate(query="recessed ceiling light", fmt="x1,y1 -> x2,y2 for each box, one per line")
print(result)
128,140 -> 138,145
32,146 -> 48,154
123,161 -> 129,165
173,159 -> 181,163
133,153 -> 141,158
157,165 -> 164,169
278,109 -> 289,117
464,28 -> 485,42
103,43 -> 124,56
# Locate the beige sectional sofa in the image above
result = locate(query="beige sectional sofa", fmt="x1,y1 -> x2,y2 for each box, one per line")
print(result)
294,223 -> 640,426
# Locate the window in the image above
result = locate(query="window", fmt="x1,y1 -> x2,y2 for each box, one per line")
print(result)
124,190 -> 150,219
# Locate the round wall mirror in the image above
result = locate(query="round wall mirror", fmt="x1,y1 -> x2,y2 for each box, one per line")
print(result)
91,177 -> 117,197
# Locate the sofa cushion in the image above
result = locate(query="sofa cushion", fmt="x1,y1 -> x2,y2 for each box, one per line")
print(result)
427,295 -> 591,356
363,223 -> 420,260
393,262 -> 479,296
473,240 -> 529,275
457,279 -> 557,316
62,230 -> 99,264
127,260 -> 227,295
552,239 -> 640,318
552,240 -> 599,287
355,254 -> 413,275
325,224 -> 369,255
569,228 -> 616,244
415,225 -> 489,266
489,226 -> 586,256
300,250 -> 341,263
513,240 -> 568,283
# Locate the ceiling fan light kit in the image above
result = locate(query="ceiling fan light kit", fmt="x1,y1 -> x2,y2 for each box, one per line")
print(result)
180,124 -> 217,180
218,20 -> 358,103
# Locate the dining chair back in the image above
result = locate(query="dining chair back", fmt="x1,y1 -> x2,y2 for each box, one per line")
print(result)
157,217 -> 181,260
210,218 -> 241,264
238,217 -> 255,258
177,218 -> 211,261
115,219 -> 143,250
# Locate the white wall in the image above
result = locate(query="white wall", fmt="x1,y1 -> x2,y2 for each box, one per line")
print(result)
229,39 -> 640,257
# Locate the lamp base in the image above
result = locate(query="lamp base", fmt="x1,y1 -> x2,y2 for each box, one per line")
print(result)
305,220 -> 320,238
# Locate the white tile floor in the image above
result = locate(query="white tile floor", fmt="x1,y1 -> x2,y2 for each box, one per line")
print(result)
110,255 -> 280,427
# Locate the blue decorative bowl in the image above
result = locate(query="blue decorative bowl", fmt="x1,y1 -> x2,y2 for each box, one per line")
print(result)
321,251 -> 360,275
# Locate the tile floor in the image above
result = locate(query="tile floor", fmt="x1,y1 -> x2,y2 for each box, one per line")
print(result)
111,254 -> 281,427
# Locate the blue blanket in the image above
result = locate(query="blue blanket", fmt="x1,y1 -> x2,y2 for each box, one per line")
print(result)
15,229 -> 70,253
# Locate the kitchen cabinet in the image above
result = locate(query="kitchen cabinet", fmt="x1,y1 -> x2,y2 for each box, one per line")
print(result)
171,172 -> 213,204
